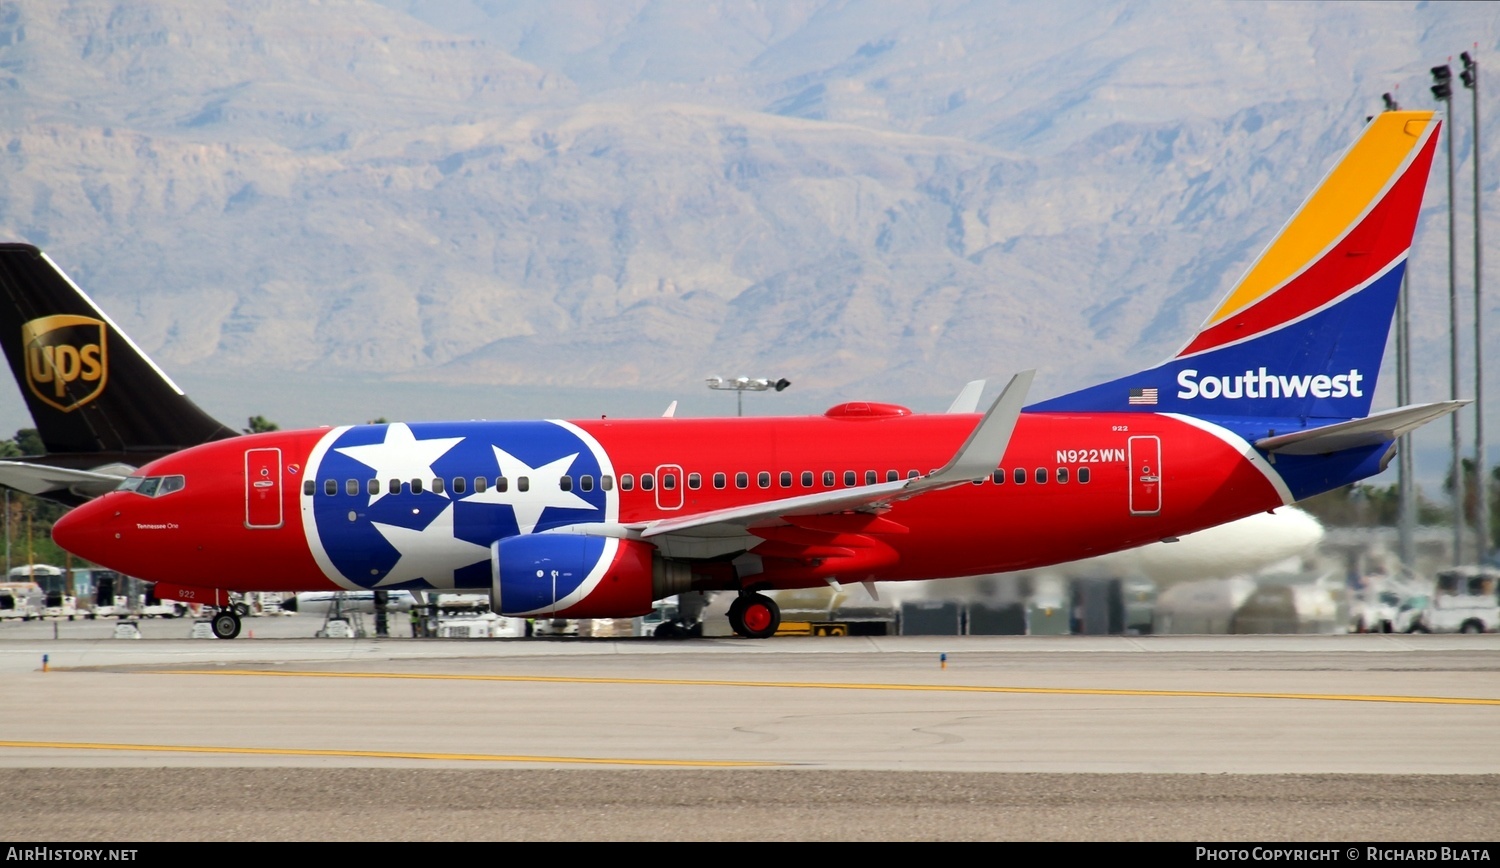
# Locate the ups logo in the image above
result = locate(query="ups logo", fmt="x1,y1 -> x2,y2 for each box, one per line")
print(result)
22,315 -> 107,412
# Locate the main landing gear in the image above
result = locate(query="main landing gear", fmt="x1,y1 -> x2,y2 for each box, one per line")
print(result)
210,608 -> 242,639
728,592 -> 780,640
652,619 -> 702,639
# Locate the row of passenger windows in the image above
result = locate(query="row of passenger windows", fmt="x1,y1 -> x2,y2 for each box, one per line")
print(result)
304,465 -> 1091,497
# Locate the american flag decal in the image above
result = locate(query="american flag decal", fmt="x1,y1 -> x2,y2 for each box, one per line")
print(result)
1128,387 -> 1158,405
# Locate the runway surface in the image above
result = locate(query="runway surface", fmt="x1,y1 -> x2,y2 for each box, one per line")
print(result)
1,614 -> 1497,841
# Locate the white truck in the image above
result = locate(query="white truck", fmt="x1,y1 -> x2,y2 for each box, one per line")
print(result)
0,582 -> 40,621
1409,567 -> 1499,634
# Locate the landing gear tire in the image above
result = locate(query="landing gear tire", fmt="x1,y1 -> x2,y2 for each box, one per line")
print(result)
211,610 -> 242,640
653,619 -> 700,639
729,592 -> 780,639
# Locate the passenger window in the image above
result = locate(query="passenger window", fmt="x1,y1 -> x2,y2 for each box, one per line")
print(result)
601,475 -> 614,491
452,476 -> 467,494
886,470 -> 899,483
1057,467 -> 1069,484
1013,468 -> 1026,485
1035,468 -> 1048,484
757,471 -> 770,489
346,479 -> 359,496
620,474 -> 633,491
367,479 -> 379,496
303,480 -> 315,496
823,471 -> 835,487
780,471 -> 792,488
580,475 -> 594,492
908,470 -> 920,480
496,477 -> 509,493
992,470 -> 1004,484
801,471 -> 813,487
559,475 -> 572,492
865,470 -> 877,485
324,479 -> 337,496
662,474 -> 676,491
735,472 -> 748,489
388,479 -> 400,495
844,471 -> 856,486
473,477 -> 487,493
641,473 -> 654,491
1078,467 -> 1091,484
411,478 -> 424,494
713,472 -> 726,490
432,477 -> 445,495
687,473 -> 700,490
517,477 -> 530,492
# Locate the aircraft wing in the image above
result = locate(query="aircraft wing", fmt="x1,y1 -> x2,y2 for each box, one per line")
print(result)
619,371 -> 1034,558
0,460 -> 129,498
1254,401 -> 1468,456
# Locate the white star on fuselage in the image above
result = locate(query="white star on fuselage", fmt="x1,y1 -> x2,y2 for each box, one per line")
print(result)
369,503 -> 490,588
334,423 -> 464,506
464,445 -> 596,534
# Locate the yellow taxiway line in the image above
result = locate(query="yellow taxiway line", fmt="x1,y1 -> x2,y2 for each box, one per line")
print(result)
146,669 -> 1500,706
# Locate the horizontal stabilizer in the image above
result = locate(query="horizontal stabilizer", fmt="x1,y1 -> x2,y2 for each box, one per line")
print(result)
0,460 -> 128,498
1254,401 -> 1468,456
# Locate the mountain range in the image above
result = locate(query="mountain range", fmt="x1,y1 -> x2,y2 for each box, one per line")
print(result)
0,1 -> 1493,493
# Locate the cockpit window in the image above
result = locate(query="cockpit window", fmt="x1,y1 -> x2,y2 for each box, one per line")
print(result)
116,474 -> 186,498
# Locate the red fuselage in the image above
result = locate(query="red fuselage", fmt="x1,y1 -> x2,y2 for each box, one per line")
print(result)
53,406 -> 1286,604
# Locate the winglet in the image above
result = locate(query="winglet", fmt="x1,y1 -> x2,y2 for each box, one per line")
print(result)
920,370 -> 1033,487
946,380 -> 986,414
662,401 -> 678,419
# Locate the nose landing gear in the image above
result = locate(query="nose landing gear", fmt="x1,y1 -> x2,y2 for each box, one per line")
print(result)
210,608 -> 242,639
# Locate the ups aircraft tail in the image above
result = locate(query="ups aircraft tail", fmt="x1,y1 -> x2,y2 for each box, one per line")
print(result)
1030,110 -> 1453,428
0,243 -> 238,505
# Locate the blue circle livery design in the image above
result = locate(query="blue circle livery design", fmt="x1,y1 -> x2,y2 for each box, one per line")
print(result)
301,420 -> 615,599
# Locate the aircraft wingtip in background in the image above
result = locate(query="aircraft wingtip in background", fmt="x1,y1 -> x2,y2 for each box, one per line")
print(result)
47,110 -> 1457,641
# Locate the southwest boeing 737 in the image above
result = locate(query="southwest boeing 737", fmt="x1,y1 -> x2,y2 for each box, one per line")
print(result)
48,110 -> 1460,641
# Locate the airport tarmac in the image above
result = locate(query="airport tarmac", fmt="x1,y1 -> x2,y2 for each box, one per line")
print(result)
1,613 -> 1497,842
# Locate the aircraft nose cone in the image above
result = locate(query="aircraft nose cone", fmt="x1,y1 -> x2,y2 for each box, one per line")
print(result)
52,498 -> 116,565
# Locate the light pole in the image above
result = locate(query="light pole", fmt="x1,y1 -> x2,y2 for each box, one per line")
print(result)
1384,92 -> 1417,574
1461,49 -> 1488,564
706,376 -> 791,416
1432,62 -> 1464,564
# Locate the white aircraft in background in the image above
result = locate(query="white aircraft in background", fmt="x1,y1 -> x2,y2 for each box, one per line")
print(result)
1054,504 -> 1325,586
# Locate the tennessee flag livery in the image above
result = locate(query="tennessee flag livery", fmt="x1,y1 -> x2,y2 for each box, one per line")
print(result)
51,111 -> 1462,640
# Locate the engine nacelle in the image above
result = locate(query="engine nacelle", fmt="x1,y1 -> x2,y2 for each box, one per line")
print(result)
490,534 -> 693,619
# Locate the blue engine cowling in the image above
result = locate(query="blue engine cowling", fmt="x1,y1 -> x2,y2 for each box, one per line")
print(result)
489,533 -> 692,618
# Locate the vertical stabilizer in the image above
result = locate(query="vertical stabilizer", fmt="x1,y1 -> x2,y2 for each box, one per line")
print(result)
1030,111 -> 1441,422
0,244 -> 237,455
